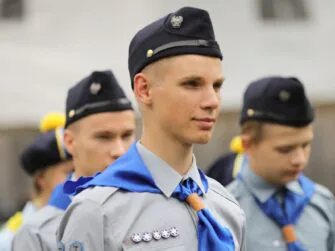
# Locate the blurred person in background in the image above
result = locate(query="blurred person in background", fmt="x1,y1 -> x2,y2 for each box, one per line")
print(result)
12,70 -> 136,251
228,76 -> 335,250
0,112 -> 73,251
207,135 -> 247,186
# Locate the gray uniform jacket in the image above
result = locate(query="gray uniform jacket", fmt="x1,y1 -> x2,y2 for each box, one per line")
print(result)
12,205 -> 64,251
228,165 -> 335,251
57,142 -> 246,250
0,201 -> 38,251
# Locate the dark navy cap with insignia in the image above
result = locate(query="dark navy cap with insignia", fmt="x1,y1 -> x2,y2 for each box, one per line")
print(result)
20,128 -> 72,175
240,76 -> 314,127
65,70 -> 133,128
128,6 -> 222,89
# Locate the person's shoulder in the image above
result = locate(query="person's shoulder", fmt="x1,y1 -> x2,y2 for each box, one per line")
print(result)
207,176 -> 241,208
314,183 -> 334,200
207,176 -> 246,233
226,177 -> 248,199
308,181 -> 335,223
23,205 -> 63,229
57,187 -> 114,241
69,186 -> 120,211
310,182 -> 334,210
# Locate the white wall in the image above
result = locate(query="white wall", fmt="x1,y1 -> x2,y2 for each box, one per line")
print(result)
0,0 -> 334,126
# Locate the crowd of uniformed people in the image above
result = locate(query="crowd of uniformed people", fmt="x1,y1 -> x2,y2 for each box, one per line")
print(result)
0,6 -> 334,251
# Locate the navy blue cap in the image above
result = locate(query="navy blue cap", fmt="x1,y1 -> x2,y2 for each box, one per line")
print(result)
20,128 -> 72,175
65,70 -> 133,128
240,76 -> 314,127
128,6 -> 222,89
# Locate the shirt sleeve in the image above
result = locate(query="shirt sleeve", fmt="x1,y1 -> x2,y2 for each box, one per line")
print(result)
57,199 -> 105,251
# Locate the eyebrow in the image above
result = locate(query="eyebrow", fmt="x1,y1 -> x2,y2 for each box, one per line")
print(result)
275,139 -> 313,148
214,77 -> 225,84
93,128 -> 135,135
180,75 -> 226,83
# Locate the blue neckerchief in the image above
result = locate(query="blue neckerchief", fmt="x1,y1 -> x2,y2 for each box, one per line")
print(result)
238,164 -> 315,251
256,175 -> 315,251
64,143 -> 235,251
48,174 -> 72,210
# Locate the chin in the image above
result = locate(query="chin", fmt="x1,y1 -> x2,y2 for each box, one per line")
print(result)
280,175 -> 299,186
189,132 -> 212,144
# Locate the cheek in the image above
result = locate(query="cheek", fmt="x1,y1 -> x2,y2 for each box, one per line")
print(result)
75,140 -> 102,166
88,143 -> 109,160
305,146 -> 312,159
155,89 -> 195,119
254,148 -> 283,171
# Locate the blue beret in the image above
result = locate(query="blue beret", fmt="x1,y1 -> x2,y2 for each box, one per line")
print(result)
240,76 -> 314,127
65,70 -> 133,128
128,6 -> 222,89
20,128 -> 72,175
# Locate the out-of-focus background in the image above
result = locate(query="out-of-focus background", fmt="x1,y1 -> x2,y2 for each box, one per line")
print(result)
0,0 -> 334,221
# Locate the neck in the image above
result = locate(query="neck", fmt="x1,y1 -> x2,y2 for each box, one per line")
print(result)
74,169 -> 82,180
141,124 -> 193,175
73,161 -> 88,179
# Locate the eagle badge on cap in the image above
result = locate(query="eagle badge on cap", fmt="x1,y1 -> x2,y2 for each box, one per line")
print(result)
90,82 -> 101,95
279,90 -> 290,102
171,15 -> 183,28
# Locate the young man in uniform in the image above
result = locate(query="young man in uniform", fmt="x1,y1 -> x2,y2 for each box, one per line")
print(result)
228,76 -> 335,250
12,70 -> 136,250
57,7 -> 246,251
0,113 -> 73,251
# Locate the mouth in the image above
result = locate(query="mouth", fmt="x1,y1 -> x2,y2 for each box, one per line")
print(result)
192,117 -> 216,130
287,169 -> 303,176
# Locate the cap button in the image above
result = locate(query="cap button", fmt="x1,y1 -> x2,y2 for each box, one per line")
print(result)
68,110 -> 75,118
247,109 -> 254,117
146,49 -> 154,58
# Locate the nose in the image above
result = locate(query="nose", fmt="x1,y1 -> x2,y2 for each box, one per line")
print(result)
291,147 -> 307,167
109,139 -> 127,161
200,86 -> 220,112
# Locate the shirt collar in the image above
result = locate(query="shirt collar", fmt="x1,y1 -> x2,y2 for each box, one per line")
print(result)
241,165 -> 278,203
70,172 -> 76,181
241,165 -> 305,203
136,141 -> 205,198
22,201 -> 39,216
183,157 -> 206,196
286,180 -> 305,195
